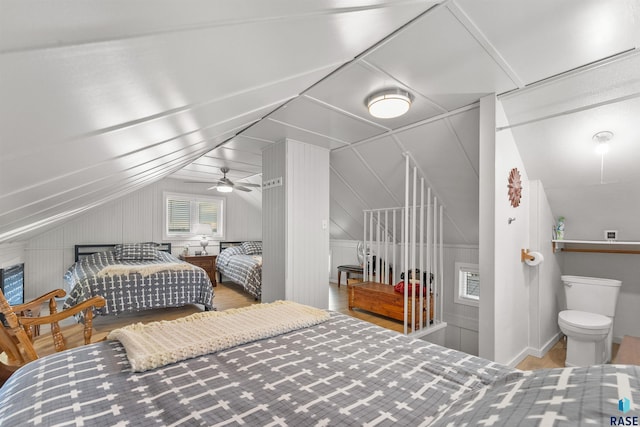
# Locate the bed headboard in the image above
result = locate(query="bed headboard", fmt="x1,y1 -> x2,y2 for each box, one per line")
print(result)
219,241 -> 263,253
219,241 -> 245,252
74,243 -> 172,262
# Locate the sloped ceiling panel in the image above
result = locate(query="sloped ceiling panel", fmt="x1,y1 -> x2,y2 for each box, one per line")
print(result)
499,53 -> 640,127
330,168 -> 370,240
511,98 -> 640,190
446,109 -> 480,175
305,62 -> 445,130
396,118 -> 479,244
268,96 -> 386,144
330,149 -> 398,210
353,136 -> 407,206
364,5 -> 518,111
242,118 -> 349,150
4,0 -> 638,250
0,0 -> 435,243
456,0 -> 640,85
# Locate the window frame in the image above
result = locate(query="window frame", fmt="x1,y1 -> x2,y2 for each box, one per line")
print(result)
454,262 -> 479,307
163,191 -> 225,241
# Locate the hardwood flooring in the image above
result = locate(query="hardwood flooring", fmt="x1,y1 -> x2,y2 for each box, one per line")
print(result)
516,337 -> 619,370
80,281 -> 404,333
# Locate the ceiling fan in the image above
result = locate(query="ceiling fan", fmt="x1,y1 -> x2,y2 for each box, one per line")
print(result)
189,167 -> 261,193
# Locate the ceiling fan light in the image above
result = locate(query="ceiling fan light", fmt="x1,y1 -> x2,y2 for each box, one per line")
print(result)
366,89 -> 412,119
593,130 -> 613,154
217,184 -> 233,193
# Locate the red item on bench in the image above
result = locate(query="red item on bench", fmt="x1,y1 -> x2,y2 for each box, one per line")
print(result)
393,280 -> 429,296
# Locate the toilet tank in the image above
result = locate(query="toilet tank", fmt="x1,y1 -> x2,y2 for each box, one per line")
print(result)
561,275 -> 622,317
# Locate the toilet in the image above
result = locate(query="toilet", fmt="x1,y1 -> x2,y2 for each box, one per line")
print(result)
558,275 -> 621,367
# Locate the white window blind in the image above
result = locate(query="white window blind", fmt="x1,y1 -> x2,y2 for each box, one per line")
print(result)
167,198 -> 191,234
198,201 -> 218,233
163,192 -> 225,240
454,262 -> 479,307
462,271 -> 480,299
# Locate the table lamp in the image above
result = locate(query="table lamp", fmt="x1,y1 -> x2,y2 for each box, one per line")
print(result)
193,224 -> 213,255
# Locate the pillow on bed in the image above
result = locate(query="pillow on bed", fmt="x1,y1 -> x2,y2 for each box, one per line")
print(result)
115,243 -> 159,261
241,241 -> 262,255
216,245 -> 245,267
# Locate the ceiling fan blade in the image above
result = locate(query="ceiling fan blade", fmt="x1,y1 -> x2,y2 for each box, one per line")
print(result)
236,182 -> 261,187
207,185 -> 218,190
234,186 -> 252,192
185,181 -> 218,184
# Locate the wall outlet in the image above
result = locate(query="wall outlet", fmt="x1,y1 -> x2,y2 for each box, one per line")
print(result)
604,230 -> 618,241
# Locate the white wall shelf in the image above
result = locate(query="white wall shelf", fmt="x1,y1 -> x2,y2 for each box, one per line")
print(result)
552,239 -> 640,255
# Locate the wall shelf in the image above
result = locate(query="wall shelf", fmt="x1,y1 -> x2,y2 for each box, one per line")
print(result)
552,239 -> 640,255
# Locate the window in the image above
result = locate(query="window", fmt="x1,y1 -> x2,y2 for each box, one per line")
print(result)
454,262 -> 479,307
163,192 -> 225,240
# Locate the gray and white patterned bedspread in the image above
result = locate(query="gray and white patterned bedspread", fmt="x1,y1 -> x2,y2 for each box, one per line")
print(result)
217,253 -> 262,299
1,313 -> 638,426
63,250 -> 213,314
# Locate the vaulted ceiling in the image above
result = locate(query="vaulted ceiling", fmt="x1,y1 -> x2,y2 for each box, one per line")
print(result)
2,0 -> 639,244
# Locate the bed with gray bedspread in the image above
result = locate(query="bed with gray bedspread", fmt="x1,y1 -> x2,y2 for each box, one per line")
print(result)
63,249 -> 214,314
1,312 -> 637,426
216,242 -> 262,299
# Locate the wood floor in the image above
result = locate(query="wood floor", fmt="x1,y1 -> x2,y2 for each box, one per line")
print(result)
47,281 -> 618,371
80,281 -> 405,333
515,337 -> 619,370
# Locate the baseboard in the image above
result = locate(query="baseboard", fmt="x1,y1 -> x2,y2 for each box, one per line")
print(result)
506,332 -> 563,368
531,331 -> 562,358
506,346 -> 533,368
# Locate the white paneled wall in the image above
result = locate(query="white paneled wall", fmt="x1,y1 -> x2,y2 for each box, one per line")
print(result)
442,245 -> 479,355
24,178 -> 262,299
262,141 -> 287,303
0,242 -> 26,269
263,139 -> 330,309
286,141 -> 330,308
329,240 -> 359,284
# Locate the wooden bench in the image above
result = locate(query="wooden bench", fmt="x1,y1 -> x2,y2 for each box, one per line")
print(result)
348,281 -> 432,328
615,335 -> 640,365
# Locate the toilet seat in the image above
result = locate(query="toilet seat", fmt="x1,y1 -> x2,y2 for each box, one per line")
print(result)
559,310 -> 611,331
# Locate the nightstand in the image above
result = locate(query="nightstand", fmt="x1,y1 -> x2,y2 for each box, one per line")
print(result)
181,255 -> 217,286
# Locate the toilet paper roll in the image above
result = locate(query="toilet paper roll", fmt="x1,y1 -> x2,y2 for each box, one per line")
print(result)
525,251 -> 544,266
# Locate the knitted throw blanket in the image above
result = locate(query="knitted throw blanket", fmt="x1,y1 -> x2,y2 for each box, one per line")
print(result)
97,263 -> 195,277
107,301 -> 330,372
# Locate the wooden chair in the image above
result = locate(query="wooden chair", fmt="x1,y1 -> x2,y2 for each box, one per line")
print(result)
0,288 -> 107,385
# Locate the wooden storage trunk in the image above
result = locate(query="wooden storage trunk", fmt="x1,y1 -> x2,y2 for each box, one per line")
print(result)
348,281 -> 433,328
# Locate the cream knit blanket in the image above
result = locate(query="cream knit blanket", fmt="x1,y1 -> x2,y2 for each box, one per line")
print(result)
107,301 -> 330,372
97,263 -> 195,277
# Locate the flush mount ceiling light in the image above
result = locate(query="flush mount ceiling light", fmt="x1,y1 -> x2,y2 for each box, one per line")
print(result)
593,130 -> 614,154
366,89 -> 413,119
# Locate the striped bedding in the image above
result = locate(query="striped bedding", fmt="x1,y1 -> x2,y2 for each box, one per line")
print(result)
63,250 -> 213,315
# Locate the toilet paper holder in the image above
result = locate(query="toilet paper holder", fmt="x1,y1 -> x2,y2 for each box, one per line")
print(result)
521,249 -> 537,263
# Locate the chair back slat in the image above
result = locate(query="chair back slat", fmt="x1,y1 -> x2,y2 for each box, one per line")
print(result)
0,289 -> 39,363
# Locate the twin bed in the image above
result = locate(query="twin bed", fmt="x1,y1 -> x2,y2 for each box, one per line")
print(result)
0,302 -> 638,426
64,243 -> 214,314
216,241 -> 262,300
63,240 -> 263,317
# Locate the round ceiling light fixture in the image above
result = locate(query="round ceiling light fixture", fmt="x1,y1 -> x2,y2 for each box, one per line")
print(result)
366,89 -> 413,119
593,130 -> 614,154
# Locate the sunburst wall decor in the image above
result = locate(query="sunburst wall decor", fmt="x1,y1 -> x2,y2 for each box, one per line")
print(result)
507,167 -> 522,208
